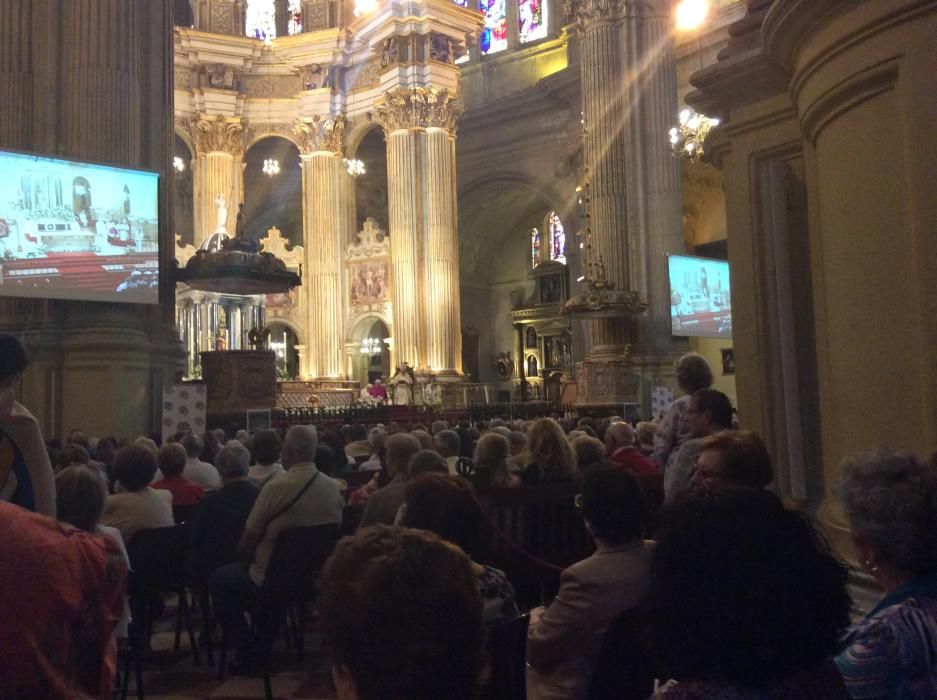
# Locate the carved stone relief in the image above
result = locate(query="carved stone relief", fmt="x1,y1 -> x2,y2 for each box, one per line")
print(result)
375,87 -> 462,133
350,58 -> 382,91
243,75 -> 302,98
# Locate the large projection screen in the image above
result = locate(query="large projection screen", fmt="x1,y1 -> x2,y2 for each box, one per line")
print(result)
0,149 -> 159,305
669,254 -> 732,339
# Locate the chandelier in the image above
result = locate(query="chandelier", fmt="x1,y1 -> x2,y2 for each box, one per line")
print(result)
344,158 -> 366,177
669,108 -> 720,161
360,337 -> 384,355
262,158 -> 281,176
173,156 -> 186,173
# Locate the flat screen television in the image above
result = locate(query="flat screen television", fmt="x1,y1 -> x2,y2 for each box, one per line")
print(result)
0,149 -> 160,305
669,254 -> 732,339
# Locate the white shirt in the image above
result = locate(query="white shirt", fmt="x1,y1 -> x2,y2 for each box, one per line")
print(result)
244,462 -> 343,586
248,462 -> 285,489
183,456 -> 221,491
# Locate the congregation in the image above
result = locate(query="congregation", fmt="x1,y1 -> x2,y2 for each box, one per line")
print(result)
2,334 -> 937,699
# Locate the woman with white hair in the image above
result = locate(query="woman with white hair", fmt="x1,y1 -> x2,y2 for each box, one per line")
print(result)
835,449 -> 937,698
650,353 -> 714,471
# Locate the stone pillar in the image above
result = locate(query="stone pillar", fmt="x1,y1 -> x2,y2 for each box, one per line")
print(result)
296,116 -> 350,379
633,0 -> 683,352
384,126 -> 424,370
190,115 -> 245,247
377,87 -> 464,378
577,0 -> 631,355
0,0 -> 183,438
422,127 -> 463,377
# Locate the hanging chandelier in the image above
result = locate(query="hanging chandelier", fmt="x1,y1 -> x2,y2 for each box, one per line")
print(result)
262,158 -> 281,176
173,156 -> 186,173
669,108 -> 720,161
360,336 -> 384,355
344,158 -> 366,177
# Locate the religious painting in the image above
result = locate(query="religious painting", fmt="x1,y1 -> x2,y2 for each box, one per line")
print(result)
721,348 -> 735,375
266,289 -> 296,310
350,260 -> 389,306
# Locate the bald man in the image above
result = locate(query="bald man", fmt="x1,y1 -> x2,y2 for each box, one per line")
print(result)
605,422 -> 658,476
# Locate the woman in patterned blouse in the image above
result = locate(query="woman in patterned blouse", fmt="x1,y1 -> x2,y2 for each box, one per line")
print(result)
836,449 -> 937,699
836,450 -> 937,700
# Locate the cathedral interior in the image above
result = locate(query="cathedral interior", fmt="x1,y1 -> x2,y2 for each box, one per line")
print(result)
2,0 -> 937,586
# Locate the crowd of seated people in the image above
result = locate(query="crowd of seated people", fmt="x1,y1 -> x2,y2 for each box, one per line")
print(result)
2,330 -> 936,698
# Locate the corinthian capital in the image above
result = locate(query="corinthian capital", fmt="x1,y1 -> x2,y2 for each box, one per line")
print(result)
293,114 -> 348,155
375,87 -> 462,133
191,115 -> 246,155
572,0 -> 626,25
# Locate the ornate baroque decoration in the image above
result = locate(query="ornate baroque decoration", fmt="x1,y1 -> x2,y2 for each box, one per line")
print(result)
346,218 -> 390,261
564,257 -> 648,316
569,0 -> 626,26
293,114 -> 348,154
259,227 -> 305,269
350,58 -> 382,91
191,115 -> 246,155
375,87 -> 462,133
173,67 -> 193,90
243,75 -> 302,98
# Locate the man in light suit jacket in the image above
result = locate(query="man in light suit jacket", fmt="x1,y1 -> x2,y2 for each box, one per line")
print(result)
527,463 -> 655,700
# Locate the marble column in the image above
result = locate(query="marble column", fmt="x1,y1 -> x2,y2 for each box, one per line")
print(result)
296,116 -> 350,379
190,115 -> 245,246
377,87 -> 464,379
578,0 -> 631,356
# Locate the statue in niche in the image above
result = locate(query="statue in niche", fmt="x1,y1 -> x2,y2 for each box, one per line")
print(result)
381,38 -> 399,68
208,64 -> 235,90
527,355 -> 539,379
526,326 -> 537,349
301,64 -> 324,90
430,35 -> 452,63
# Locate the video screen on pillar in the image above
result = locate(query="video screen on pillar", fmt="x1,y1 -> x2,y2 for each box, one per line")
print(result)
0,149 -> 160,305
668,254 -> 732,339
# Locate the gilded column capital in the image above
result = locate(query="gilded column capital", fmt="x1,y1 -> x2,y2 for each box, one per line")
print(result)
190,115 -> 246,156
293,115 -> 348,155
375,87 -> 462,134
569,0 -> 626,26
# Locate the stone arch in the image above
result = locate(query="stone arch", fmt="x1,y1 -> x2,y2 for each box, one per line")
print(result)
346,312 -> 393,385
346,120 -> 386,158
245,129 -> 302,152
174,126 -> 196,156
265,316 -> 303,346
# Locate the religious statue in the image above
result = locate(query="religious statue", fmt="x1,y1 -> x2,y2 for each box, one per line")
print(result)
235,203 -> 245,238
380,38 -> 399,68
214,193 -> 229,233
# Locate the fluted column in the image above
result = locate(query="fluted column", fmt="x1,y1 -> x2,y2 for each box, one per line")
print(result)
423,127 -> 463,376
377,87 -> 464,378
635,0 -> 683,351
384,128 -> 424,369
578,0 -> 631,354
296,116 -> 350,379
189,116 -> 245,246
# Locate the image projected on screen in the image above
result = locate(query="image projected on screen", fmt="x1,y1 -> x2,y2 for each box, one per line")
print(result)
0,150 -> 159,304
669,254 -> 732,339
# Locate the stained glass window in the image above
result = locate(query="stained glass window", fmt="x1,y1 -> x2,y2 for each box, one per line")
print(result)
246,0 -> 303,40
548,211 -> 566,264
530,227 -> 542,268
479,0 -> 508,54
519,0 -> 547,43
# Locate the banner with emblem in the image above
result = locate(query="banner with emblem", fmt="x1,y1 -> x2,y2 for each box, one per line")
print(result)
161,383 -> 207,441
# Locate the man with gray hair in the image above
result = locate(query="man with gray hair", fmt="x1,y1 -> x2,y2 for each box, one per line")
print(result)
189,440 -> 258,579
211,426 -> 344,670
360,433 -> 422,527
434,429 -> 462,475
359,426 -> 386,472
